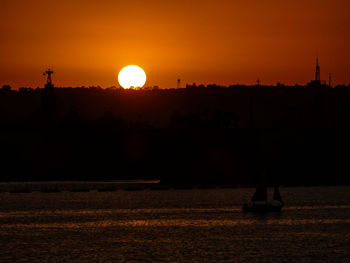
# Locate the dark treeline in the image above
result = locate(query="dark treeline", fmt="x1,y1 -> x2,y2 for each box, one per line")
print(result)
2,83 -> 350,128
1,84 -> 350,185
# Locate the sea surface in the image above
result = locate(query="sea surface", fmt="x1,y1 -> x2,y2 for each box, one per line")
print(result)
0,186 -> 349,262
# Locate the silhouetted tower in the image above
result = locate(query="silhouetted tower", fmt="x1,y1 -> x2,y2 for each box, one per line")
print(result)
177,78 -> 181,89
44,69 -> 54,86
41,69 -> 57,125
315,58 -> 320,83
329,73 -> 332,88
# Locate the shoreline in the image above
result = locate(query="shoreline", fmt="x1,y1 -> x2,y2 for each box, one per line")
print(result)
0,181 -> 348,193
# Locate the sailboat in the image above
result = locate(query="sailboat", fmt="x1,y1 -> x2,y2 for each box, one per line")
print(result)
243,185 -> 284,212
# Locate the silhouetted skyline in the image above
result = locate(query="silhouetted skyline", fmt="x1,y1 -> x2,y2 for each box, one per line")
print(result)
1,65 -> 350,185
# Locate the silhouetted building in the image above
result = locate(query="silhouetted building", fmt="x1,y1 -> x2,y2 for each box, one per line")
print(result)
2,85 -> 11,91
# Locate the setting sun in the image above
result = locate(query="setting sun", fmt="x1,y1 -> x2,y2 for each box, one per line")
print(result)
118,65 -> 146,89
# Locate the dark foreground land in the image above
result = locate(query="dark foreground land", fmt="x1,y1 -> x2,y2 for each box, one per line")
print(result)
1,86 -> 350,185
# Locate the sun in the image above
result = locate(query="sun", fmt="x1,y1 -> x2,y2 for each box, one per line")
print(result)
118,65 -> 147,89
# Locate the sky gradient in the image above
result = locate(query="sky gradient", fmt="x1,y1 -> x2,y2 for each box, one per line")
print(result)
1,0 -> 349,88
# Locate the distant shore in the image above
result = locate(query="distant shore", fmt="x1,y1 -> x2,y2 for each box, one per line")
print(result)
0,181 -> 348,193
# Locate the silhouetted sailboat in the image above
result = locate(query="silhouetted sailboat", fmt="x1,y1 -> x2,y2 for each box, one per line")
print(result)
243,185 -> 284,212
273,185 -> 283,204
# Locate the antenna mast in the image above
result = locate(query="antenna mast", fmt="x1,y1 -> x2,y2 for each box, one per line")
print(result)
315,58 -> 320,82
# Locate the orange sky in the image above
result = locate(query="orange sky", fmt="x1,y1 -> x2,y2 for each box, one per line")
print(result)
0,0 -> 349,89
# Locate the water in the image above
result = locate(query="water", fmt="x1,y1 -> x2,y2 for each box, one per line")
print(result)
0,186 -> 349,262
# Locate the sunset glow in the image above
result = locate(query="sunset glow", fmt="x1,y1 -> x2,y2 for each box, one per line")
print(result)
0,0 -> 350,88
